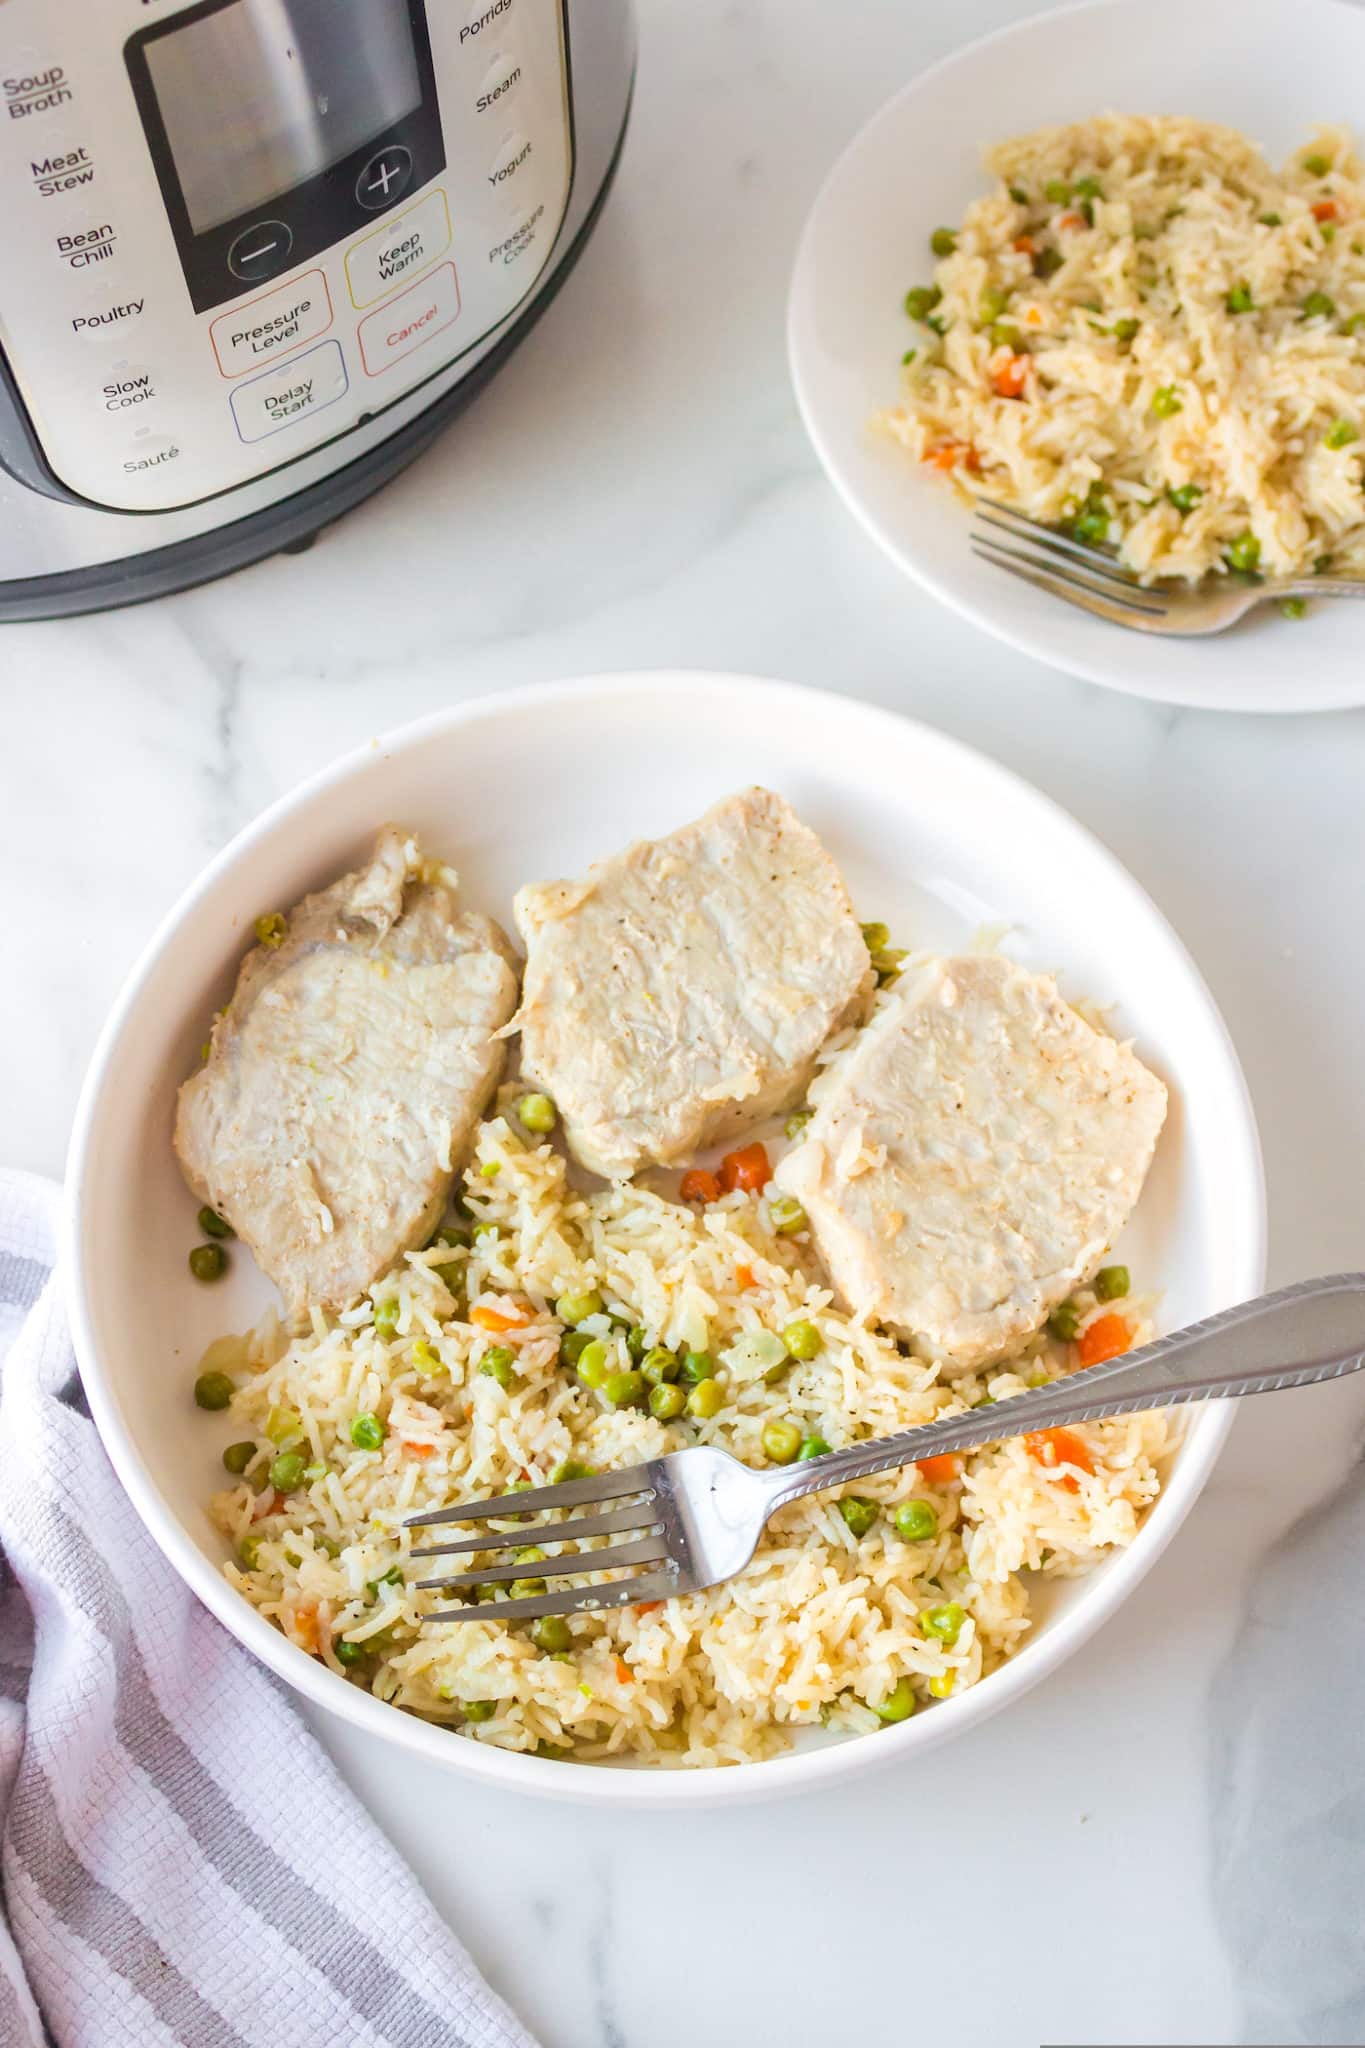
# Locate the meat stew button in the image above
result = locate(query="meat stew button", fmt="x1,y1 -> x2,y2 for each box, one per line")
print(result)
358,263 -> 461,376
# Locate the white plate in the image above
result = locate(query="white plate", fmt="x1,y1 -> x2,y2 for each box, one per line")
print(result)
788,0 -> 1365,714
67,673 -> 1265,1806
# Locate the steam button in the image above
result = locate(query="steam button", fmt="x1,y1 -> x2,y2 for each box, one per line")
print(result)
227,219 -> 293,284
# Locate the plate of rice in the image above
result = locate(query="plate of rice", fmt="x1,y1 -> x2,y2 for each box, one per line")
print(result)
788,0 -> 1365,712
67,672 -> 1265,1804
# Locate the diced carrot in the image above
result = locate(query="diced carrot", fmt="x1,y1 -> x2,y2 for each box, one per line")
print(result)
635,1600 -> 663,1615
1056,210 -> 1085,231
1077,1312 -> 1132,1368
614,1656 -> 634,1685
718,1142 -> 772,1194
471,1304 -> 529,1332
1024,306 -> 1044,327
402,1440 -> 435,1459
1024,1427 -> 1095,1493
735,1264 -> 756,1290
992,354 -> 1028,399
924,440 -> 981,473
1012,235 -> 1037,255
917,1453 -> 960,1484
292,1604 -> 320,1654
1313,198 -> 1339,222
680,1168 -> 721,1204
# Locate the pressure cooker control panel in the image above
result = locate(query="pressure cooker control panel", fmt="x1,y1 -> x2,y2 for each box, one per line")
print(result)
0,0 -> 571,512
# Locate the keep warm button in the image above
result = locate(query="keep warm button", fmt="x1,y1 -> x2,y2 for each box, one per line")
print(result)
358,263 -> 460,377
230,338 -> 348,443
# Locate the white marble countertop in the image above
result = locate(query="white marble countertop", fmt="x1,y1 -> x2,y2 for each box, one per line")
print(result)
6,2 -> 1365,2042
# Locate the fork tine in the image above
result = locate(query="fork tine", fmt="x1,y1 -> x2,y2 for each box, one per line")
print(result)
974,507 -> 1150,592
971,540 -> 1171,626
410,1500 -> 663,1560
427,1568 -> 678,1625
976,497 -> 1143,577
405,1465 -> 650,1530
972,533 -> 1168,614
416,1534 -> 672,1592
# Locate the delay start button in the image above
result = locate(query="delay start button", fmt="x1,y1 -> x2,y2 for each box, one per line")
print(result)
230,337 -> 348,442
358,263 -> 460,376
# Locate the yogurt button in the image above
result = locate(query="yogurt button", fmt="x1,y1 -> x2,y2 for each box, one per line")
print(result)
486,131 -> 534,209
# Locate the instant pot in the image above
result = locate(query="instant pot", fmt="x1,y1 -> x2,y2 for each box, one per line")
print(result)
0,0 -> 634,620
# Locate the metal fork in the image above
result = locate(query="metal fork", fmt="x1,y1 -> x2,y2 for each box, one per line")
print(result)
406,1274 -> 1365,1623
973,501 -> 1365,633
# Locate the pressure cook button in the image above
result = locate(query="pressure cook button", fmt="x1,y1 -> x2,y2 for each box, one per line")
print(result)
227,219 -> 293,284
355,144 -> 412,211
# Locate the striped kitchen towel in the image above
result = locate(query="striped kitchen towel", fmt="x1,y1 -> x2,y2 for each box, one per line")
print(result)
0,1169 -> 538,2048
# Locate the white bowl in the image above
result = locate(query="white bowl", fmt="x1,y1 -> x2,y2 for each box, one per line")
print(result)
788,0 -> 1365,715
67,672 -> 1265,1806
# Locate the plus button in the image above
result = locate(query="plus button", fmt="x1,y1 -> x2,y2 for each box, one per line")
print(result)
355,145 -> 413,212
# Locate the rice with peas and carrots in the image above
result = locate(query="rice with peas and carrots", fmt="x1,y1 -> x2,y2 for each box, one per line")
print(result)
202,1020 -> 1168,1768
879,115 -> 1365,585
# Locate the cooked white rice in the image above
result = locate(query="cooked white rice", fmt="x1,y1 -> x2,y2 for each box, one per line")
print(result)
205,1072 -> 1169,1769
878,115 -> 1365,582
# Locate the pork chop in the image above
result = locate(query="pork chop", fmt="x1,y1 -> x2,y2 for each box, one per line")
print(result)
775,953 -> 1168,1369
175,827 -> 518,1316
513,788 -> 875,1179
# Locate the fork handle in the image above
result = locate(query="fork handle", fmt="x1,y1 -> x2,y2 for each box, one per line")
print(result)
764,1274 -> 1365,1509
1266,579 -> 1365,601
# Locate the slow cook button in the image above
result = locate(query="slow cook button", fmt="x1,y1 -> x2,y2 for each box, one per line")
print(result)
345,187 -> 451,309
211,270 -> 332,378
358,263 -> 460,376
475,50 -> 522,115
229,337 -> 348,443
487,131 -> 533,207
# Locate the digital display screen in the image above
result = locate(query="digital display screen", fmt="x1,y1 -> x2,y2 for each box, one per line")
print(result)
143,0 -> 421,235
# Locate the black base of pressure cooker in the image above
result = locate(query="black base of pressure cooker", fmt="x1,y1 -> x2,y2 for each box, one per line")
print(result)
0,114 -> 628,625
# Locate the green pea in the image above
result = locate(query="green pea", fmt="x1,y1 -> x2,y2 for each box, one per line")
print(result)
1321,222 -> 1337,242
366,1563 -> 405,1595
604,1370 -> 646,1409
686,1379 -> 725,1420
1070,504 -> 1109,546
922,1601 -> 966,1646
1033,246 -> 1065,279
560,1329 -> 592,1369
860,920 -> 890,953
334,1639 -> 367,1666
556,1289 -> 604,1326
222,1439 -> 256,1474
532,1614 -> 573,1654
901,348 -> 916,365
782,1319 -> 821,1361
988,321 -> 1024,351
1048,1299 -> 1082,1341
762,1419 -> 802,1465
1280,597 -> 1308,619
768,1194 -> 807,1236
549,1458 -> 596,1484
926,313 -> 947,335
314,1534 -> 341,1559
471,1221 -> 499,1244
638,1346 -> 677,1387
1043,178 -> 1071,204
679,1349 -> 717,1383
875,1678 -> 916,1724
1324,418 -> 1359,449
269,1451 -> 306,1492
479,1346 -> 516,1387
649,1382 -> 687,1421
1225,283 -> 1254,314
894,1499 -> 939,1542
1303,152 -> 1332,177
798,1434 -> 831,1461
1111,316 -> 1139,343
930,227 -> 957,257
1074,176 -> 1102,199
198,1205 -> 234,1240
1151,385 -> 1182,418
189,1242 -> 227,1283
1008,184 -> 1028,203
625,1326 -> 648,1361
1341,312 -> 1365,335
1094,1264 -> 1130,1301
463,1699 -> 497,1722
903,284 -> 942,323
478,1161 -> 500,1179
838,1497 -> 879,1538
1225,531 -> 1261,575
350,1412 -> 386,1451
253,911 -> 287,947
978,284 -> 1010,324
783,1109 -> 814,1142
411,1339 -> 443,1375
302,1460 -> 327,1483
510,1576 -> 547,1598
1167,483 -> 1203,514
517,1092 -> 557,1134
194,1369 -> 234,1411
928,1671 -> 955,1700
1302,291 -> 1336,321
237,1535 -> 261,1569
1258,211 -> 1281,227
373,1297 -> 400,1340
575,1340 -> 611,1389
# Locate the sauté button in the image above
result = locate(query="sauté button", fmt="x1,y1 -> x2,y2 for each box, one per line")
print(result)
358,263 -> 460,375
229,337 -> 348,442
227,219 -> 293,284
355,144 -> 412,211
